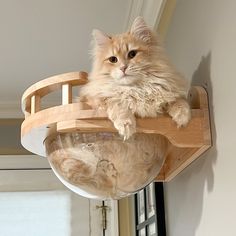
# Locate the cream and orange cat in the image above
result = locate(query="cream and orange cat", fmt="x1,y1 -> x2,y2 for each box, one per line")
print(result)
80,16 -> 191,139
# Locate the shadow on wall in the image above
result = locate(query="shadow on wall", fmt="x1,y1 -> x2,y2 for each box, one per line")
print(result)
191,52 -> 217,192
165,53 -> 217,236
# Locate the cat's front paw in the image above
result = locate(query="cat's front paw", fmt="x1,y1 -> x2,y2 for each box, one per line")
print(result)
114,118 -> 136,140
172,108 -> 191,127
168,99 -> 191,128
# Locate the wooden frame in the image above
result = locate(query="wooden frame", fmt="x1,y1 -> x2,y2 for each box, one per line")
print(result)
21,72 -> 211,181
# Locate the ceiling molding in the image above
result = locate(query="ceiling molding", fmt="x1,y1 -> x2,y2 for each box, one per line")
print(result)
124,0 -> 166,31
0,155 -> 50,169
0,102 -> 23,118
0,100 -> 58,118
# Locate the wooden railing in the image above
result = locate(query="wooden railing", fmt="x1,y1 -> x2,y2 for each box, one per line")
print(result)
22,71 -> 88,116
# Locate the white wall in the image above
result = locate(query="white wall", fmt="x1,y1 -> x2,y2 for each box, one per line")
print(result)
164,0 -> 236,235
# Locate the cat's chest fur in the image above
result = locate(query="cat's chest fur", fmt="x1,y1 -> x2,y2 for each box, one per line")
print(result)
105,81 -> 176,118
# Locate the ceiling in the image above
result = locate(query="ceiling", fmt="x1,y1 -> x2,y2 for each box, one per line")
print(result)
0,0 -> 132,117
0,0 -> 163,118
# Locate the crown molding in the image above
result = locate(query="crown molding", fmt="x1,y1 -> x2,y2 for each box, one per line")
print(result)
0,100 -> 59,118
0,101 -> 23,118
124,0 -> 166,31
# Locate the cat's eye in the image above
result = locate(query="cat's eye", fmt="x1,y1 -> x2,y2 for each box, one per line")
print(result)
108,56 -> 118,63
128,50 -> 137,59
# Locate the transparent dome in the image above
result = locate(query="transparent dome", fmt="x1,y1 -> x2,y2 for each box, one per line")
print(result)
45,132 -> 168,200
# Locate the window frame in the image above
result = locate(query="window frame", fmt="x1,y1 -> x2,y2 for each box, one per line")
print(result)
134,182 -> 166,236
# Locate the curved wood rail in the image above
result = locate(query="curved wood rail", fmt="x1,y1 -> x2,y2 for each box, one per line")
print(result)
22,71 -> 88,115
21,72 -> 211,181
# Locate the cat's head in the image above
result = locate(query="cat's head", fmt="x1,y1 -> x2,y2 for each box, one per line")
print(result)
91,17 -> 159,85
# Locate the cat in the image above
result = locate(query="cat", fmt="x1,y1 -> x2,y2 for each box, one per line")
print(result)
80,16 -> 191,140
46,17 -> 190,199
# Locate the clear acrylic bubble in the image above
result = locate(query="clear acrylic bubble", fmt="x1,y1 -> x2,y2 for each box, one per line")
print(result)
45,132 -> 168,200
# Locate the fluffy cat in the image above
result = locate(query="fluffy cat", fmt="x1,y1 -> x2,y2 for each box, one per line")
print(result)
81,16 -> 191,139
46,17 -> 191,199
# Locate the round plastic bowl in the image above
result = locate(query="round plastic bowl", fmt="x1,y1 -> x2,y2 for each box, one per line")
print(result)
45,132 -> 168,200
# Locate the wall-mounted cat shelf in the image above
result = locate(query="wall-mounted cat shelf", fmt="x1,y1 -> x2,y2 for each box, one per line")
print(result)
21,72 -> 211,186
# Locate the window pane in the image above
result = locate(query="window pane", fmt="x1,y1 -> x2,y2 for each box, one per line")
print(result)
146,183 -> 155,217
139,228 -> 146,236
0,191 -> 71,236
138,189 -> 145,223
148,222 -> 156,236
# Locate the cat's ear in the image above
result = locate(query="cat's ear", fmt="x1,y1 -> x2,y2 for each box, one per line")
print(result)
92,29 -> 111,47
130,16 -> 152,43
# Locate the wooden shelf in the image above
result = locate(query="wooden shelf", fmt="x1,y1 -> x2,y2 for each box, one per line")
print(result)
21,72 -> 211,182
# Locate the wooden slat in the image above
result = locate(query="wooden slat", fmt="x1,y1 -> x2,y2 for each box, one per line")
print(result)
56,110 -> 204,148
30,95 -> 40,114
21,104 -> 108,138
62,84 -> 72,105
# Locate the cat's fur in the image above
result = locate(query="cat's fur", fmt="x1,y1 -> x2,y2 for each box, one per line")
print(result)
80,17 -> 191,139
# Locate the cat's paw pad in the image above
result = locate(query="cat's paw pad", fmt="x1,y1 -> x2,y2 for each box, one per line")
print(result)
171,106 -> 191,128
114,118 -> 136,140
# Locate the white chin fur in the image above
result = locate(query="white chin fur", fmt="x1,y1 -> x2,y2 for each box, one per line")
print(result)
111,70 -> 139,85
114,76 -> 139,85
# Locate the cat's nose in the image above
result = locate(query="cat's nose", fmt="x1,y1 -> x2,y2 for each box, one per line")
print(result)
120,65 -> 127,73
